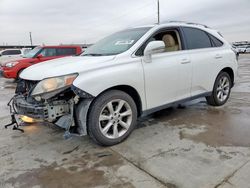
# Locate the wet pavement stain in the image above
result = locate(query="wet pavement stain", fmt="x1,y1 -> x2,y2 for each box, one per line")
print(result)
5,162 -> 107,188
94,152 -> 124,168
115,183 -> 135,188
5,150 -> 125,188
62,145 -> 79,154
166,182 -> 178,188
145,98 -> 250,147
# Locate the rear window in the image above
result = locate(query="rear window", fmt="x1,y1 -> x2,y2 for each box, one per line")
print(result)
183,27 -> 212,50
56,48 -> 77,56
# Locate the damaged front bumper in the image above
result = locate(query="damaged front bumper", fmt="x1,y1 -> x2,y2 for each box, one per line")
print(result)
14,95 -> 70,122
7,79 -> 94,137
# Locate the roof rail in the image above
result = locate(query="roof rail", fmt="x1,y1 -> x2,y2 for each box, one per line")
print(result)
164,21 -> 210,28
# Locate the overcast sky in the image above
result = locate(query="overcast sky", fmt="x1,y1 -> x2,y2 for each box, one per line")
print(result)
0,0 -> 249,45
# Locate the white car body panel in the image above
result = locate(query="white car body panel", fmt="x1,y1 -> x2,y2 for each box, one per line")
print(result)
0,48 -> 31,65
20,22 -> 238,113
21,56 -> 116,80
190,46 -> 237,96
0,49 -> 25,65
142,50 -> 192,109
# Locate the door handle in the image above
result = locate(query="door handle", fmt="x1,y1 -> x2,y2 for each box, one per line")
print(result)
180,59 -> 191,64
215,54 -> 222,59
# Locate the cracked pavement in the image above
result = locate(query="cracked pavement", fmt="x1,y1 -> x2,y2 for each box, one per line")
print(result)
0,54 -> 250,188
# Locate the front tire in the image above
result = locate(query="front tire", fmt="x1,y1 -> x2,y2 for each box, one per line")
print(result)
87,90 -> 137,146
206,72 -> 232,106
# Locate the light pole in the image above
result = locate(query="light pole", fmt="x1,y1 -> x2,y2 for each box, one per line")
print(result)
157,0 -> 160,24
29,32 -> 33,46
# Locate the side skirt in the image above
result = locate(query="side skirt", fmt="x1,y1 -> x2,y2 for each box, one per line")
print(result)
141,92 -> 212,117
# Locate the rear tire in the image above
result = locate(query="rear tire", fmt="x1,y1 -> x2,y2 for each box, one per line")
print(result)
206,72 -> 232,106
87,90 -> 137,146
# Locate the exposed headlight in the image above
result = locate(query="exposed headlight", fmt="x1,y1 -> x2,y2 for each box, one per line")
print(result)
5,61 -> 19,68
31,73 -> 78,96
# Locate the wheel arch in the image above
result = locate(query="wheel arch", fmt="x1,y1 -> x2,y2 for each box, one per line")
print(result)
96,85 -> 143,117
17,68 -> 25,79
220,67 -> 234,86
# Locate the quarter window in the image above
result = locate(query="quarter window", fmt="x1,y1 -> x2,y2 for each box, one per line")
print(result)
209,34 -> 223,47
183,27 -> 212,50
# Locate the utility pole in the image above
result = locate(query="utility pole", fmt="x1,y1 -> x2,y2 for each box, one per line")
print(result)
157,0 -> 160,24
29,32 -> 33,46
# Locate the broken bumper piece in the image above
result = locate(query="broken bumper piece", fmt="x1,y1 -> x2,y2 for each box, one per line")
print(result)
14,95 -> 70,122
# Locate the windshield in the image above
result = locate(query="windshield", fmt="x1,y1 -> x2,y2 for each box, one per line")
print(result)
82,27 -> 151,56
23,47 -> 42,58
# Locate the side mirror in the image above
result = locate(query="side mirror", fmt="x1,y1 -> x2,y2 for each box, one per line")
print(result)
37,54 -> 43,59
144,41 -> 165,56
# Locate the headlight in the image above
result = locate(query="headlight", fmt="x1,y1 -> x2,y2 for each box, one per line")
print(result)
31,73 -> 78,96
6,61 -> 19,68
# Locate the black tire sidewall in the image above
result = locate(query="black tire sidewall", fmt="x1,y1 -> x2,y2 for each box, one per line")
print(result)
87,90 -> 137,146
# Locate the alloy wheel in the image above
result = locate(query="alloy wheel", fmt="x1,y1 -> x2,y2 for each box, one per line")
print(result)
99,99 -> 133,139
216,76 -> 230,102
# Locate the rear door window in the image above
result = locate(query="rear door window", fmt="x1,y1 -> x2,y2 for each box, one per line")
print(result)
182,27 -> 212,50
56,48 -> 76,56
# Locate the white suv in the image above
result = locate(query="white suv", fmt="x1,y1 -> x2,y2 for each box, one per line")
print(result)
0,48 -> 31,65
13,22 -> 237,146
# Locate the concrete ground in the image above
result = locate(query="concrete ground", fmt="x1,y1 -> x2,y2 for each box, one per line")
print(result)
1,55 -> 250,188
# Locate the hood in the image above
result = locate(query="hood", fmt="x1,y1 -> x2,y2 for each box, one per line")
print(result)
20,56 -> 116,80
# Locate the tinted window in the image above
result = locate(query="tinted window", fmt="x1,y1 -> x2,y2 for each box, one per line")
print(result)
2,50 -> 21,55
209,34 -> 223,47
56,48 -> 76,56
2,50 -> 11,55
183,27 -> 212,50
10,50 -> 21,55
40,48 -> 57,57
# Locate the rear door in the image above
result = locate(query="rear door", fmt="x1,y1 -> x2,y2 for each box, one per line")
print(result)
182,27 -> 225,97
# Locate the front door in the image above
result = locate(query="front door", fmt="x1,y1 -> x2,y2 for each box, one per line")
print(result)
141,29 -> 192,110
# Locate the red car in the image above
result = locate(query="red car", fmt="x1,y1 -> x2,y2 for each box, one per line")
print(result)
0,45 -> 82,79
